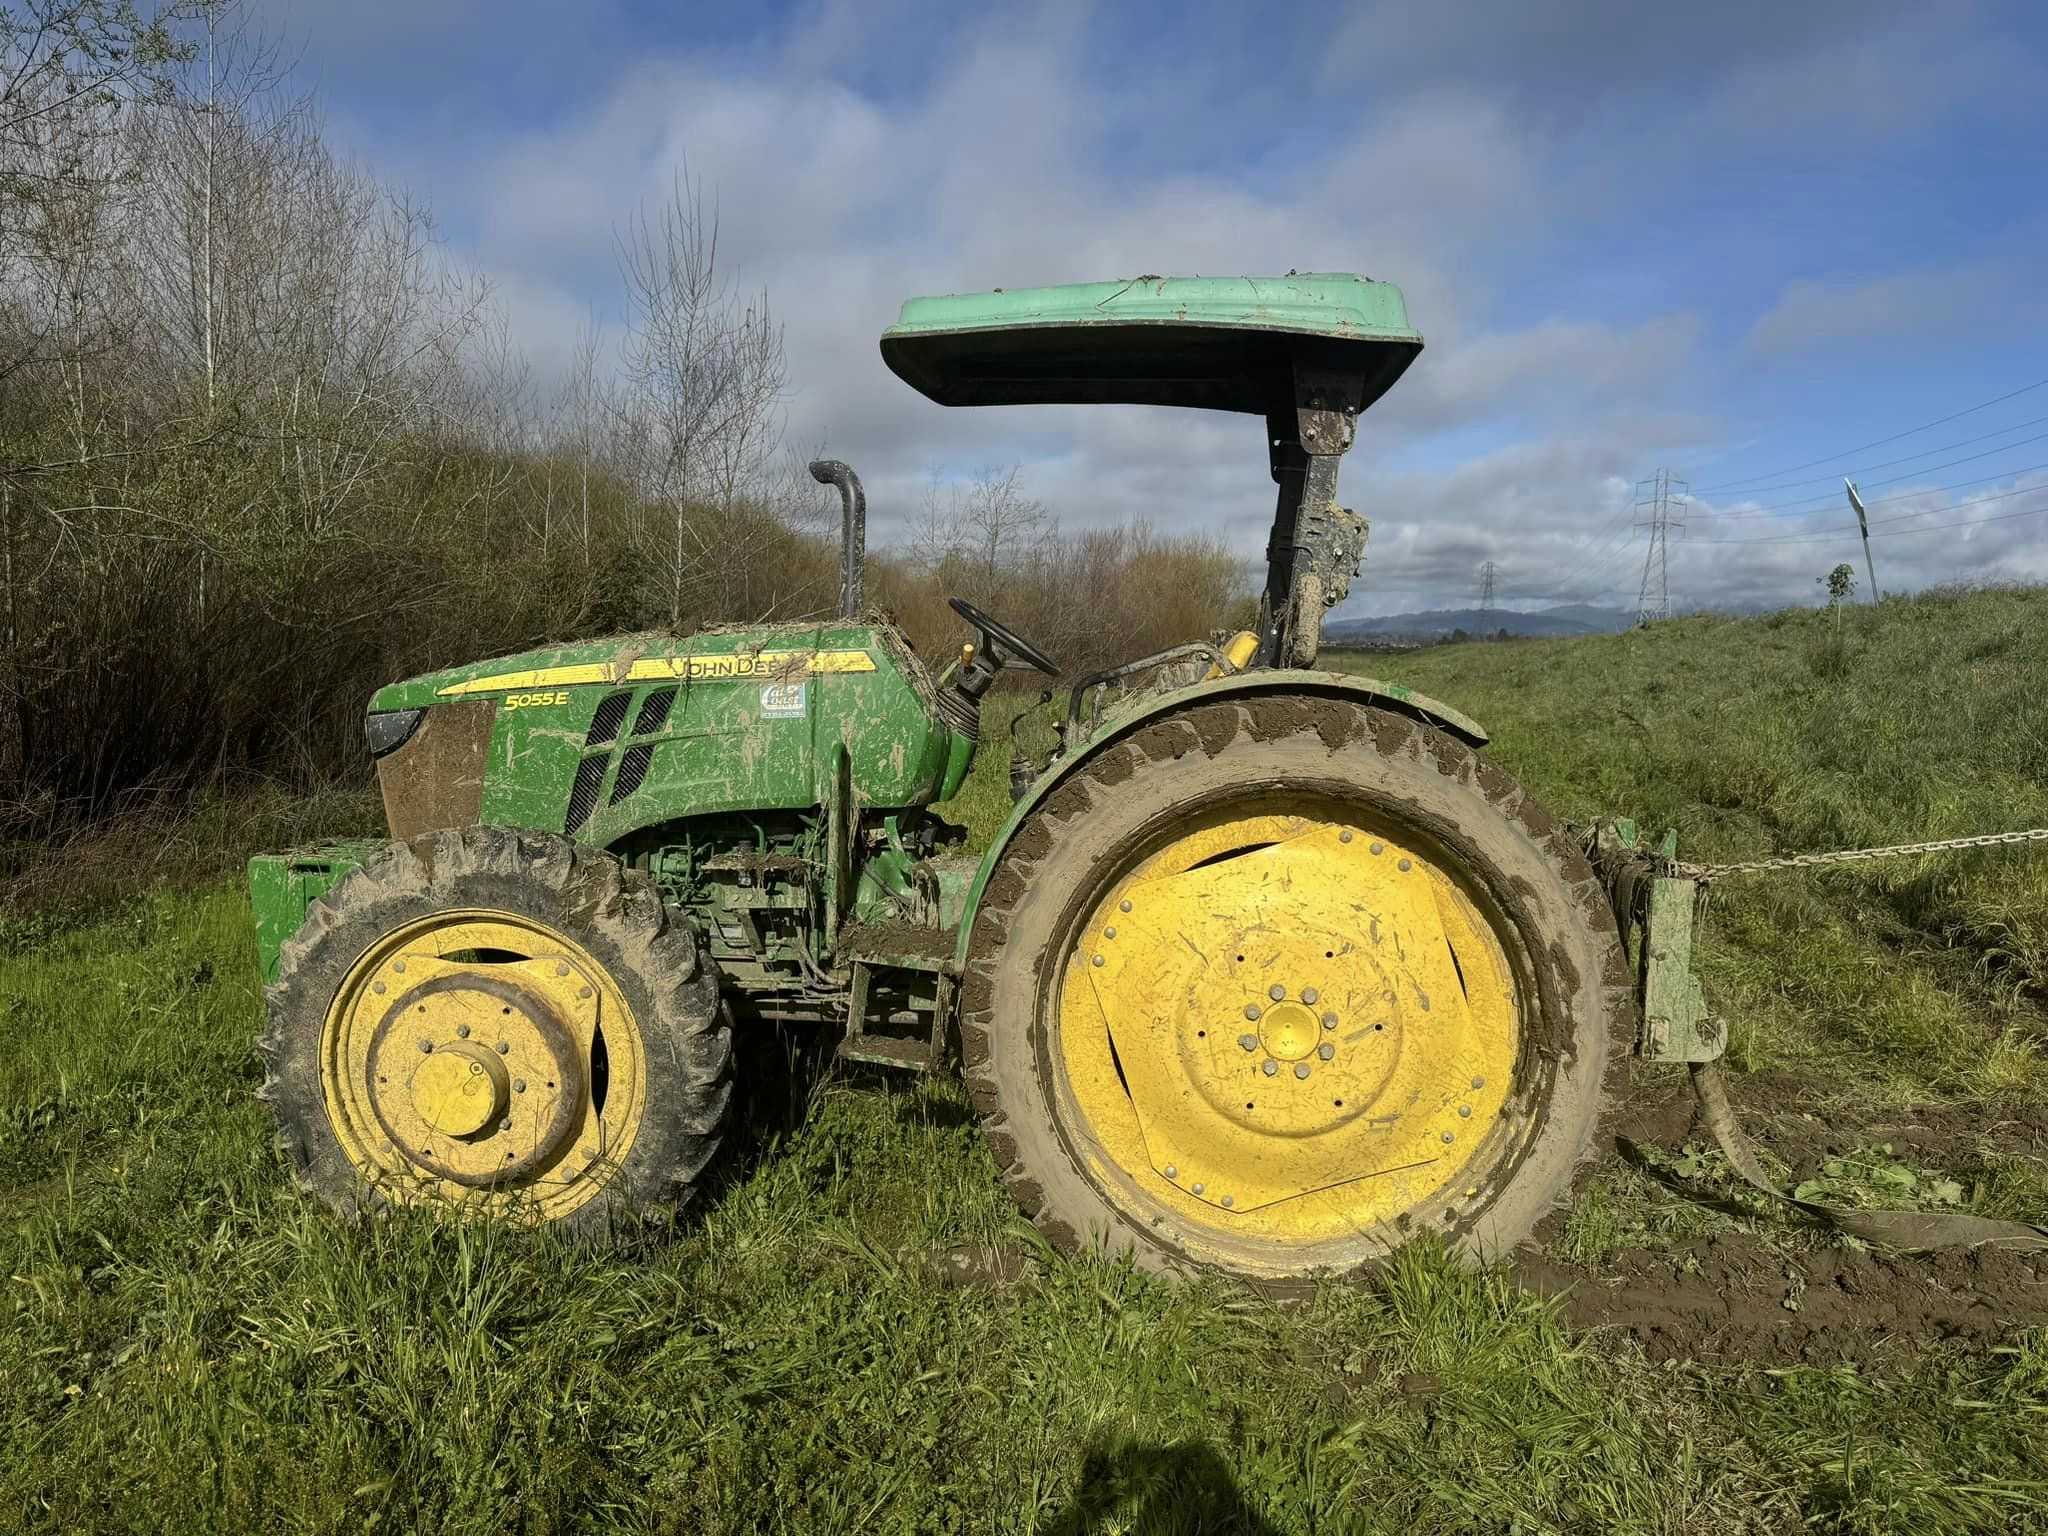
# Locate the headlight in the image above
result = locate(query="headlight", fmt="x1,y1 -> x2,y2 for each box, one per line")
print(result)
365,708 -> 426,759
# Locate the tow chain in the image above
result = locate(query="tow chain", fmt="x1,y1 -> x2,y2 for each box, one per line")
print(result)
1634,823 -> 2048,1251
1672,825 -> 2048,881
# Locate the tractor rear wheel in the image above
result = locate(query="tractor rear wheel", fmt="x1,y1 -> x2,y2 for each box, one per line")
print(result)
259,826 -> 731,1240
960,696 -> 1629,1284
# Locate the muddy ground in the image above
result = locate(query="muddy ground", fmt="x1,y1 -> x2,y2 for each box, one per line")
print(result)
1517,1073 -> 2048,1365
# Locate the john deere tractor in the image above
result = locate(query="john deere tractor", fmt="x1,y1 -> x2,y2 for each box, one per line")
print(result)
252,274 -> 1710,1281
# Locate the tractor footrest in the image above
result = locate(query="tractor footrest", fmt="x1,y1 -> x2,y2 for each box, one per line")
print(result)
840,953 -> 954,1072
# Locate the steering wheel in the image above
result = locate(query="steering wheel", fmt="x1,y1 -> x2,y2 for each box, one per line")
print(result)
948,596 -> 1061,677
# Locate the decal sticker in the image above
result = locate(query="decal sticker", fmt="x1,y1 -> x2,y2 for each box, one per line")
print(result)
759,681 -> 807,718
437,650 -> 876,696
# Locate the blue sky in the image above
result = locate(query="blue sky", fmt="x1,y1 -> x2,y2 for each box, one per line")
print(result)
260,0 -> 2048,616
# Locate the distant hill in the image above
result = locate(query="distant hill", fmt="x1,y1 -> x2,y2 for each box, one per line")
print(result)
1324,604 -> 1634,644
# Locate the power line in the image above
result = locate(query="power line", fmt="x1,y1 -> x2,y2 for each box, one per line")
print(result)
1695,436 -> 2048,520
1691,481 -> 2048,545
1688,409 -> 2048,500
1694,375 -> 2048,494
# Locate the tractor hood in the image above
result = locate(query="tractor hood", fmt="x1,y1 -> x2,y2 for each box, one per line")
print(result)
368,626 -> 926,714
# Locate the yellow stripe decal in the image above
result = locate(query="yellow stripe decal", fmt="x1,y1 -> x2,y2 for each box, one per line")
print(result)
436,649 -> 876,696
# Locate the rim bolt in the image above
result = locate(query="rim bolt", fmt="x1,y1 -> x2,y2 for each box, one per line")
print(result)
1471,1076 -> 1485,1090
496,1041 -> 510,1055
1339,830 -> 1353,843
456,1024 -> 470,1038
1398,858 -> 1413,872
1221,1195 -> 1234,1209
556,963 -> 570,977
1104,926 -> 1117,939
1442,1131 -> 1456,1144
1294,1063 -> 1310,1080
1119,899 -> 1133,913
1318,1043 -> 1334,1061
1301,987 -> 1319,1005
417,1039 -> 432,1053
371,981 -> 386,995
1163,1164 -> 1178,1179
1192,1182 -> 1205,1196
1238,1034 -> 1258,1052
393,960 -> 406,974
1322,1012 -> 1338,1030
1268,984 -> 1285,1002
1092,954 -> 1105,968
1459,1105 -> 1472,1118
1262,1060 -> 1278,1077
1244,1004 -> 1262,1021
578,986 -> 593,999
1369,841 -> 1384,855
513,1079 -> 527,1093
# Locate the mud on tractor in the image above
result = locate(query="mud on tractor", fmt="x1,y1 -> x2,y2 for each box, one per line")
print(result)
251,274 -> 1712,1282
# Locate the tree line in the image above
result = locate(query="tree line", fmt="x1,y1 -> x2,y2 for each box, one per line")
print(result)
0,1 -> 1249,834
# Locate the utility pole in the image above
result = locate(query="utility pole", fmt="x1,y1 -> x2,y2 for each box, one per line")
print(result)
1476,560 -> 1498,614
1844,479 -> 1881,602
1633,469 -> 1687,624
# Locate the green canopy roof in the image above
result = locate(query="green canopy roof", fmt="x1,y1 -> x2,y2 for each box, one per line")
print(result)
880,273 -> 1423,416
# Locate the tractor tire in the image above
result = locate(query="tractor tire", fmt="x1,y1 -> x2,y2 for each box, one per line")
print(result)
960,695 -> 1630,1285
259,826 -> 732,1242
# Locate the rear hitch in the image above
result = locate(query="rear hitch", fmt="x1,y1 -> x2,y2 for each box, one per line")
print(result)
1583,819 -> 1719,1063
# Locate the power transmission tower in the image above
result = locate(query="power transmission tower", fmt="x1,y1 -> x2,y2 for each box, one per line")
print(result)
1476,561 -> 1498,614
1633,469 -> 1687,624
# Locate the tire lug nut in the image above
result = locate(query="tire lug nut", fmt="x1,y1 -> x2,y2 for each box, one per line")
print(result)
1268,984 -> 1285,1001
1244,1004 -> 1262,1021
1262,1060 -> 1278,1077
1238,1034 -> 1258,1052
1294,1063 -> 1310,1079
1322,1012 -> 1338,1030
1301,987 -> 1319,1006
1318,1043 -> 1334,1061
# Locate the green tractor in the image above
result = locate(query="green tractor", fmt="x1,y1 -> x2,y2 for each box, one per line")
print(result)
251,273 -> 1705,1282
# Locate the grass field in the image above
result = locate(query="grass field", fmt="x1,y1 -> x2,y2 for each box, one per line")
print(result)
4,587 -> 2047,1533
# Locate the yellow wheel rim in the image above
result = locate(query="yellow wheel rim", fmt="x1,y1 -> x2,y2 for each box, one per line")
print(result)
1055,798 -> 1520,1252
319,909 -> 646,1223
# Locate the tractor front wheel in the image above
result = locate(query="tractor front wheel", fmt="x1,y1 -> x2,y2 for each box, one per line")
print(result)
259,826 -> 732,1240
960,696 -> 1629,1284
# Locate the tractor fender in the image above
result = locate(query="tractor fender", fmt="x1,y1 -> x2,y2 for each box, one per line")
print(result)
951,670 -> 1486,970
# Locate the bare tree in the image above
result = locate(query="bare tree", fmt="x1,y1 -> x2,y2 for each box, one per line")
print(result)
615,168 -> 788,626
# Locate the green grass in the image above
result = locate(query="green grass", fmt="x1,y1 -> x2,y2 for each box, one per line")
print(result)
3,588 -> 2047,1532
